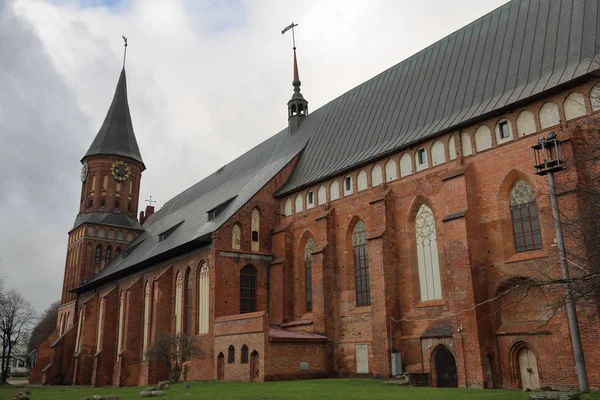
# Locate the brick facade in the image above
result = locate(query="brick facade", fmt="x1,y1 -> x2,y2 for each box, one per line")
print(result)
30,70 -> 600,390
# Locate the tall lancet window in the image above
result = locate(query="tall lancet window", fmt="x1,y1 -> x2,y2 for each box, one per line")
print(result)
240,265 -> 257,313
96,297 -> 105,353
143,282 -> 151,360
353,221 -> 371,307
251,208 -> 260,252
416,204 -> 442,301
175,271 -> 183,334
304,238 -> 315,313
117,290 -> 126,354
232,224 -> 241,250
184,268 -> 193,334
510,181 -> 542,253
198,263 -> 210,334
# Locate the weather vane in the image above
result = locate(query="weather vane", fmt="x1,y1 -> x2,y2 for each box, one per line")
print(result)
122,35 -> 128,67
281,22 -> 298,49
145,196 -> 156,207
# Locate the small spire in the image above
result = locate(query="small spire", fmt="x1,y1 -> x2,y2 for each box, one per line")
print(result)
293,47 -> 300,83
122,35 -> 128,68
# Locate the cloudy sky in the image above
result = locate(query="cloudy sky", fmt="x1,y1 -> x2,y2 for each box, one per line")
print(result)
0,0 -> 507,313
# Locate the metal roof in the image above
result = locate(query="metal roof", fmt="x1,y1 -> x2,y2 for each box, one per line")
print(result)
78,0 -> 600,291
277,0 -> 600,195
83,68 -> 144,166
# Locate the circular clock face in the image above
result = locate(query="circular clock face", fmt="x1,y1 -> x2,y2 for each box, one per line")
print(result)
80,162 -> 88,182
111,160 -> 131,182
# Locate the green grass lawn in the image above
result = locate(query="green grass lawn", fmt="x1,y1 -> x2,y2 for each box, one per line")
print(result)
1,379 -> 598,400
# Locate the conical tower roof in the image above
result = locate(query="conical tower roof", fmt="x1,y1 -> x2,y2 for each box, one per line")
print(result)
83,68 -> 144,167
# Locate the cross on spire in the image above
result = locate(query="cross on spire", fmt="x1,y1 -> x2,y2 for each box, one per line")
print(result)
145,196 -> 156,207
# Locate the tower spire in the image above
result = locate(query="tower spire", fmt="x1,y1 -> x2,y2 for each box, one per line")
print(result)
282,23 -> 308,135
122,36 -> 128,68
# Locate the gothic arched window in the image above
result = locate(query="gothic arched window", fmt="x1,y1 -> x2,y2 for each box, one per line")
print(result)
416,204 -> 442,301
184,268 -> 193,334
117,291 -> 125,354
510,181 -> 542,253
95,244 -> 102,263
105,246 -> 112,265
251,208 -> 260,252
232,224 -> 241,250
304,238 -> 315,313
241,345 -> 249,364
228,345 -> 235,364
198,263 -> 209,334
240,265 -> 257,313
353,221 -> 370,307
143,282 -> 151,359
175,271 -> 183,333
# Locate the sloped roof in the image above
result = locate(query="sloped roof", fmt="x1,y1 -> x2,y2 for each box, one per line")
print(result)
77,122 -> 310,291
277,0 -> 600,195
83,68 -> 144,166
77,0 -> 600,291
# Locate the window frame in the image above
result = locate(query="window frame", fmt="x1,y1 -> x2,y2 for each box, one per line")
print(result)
240,265 -> 257,313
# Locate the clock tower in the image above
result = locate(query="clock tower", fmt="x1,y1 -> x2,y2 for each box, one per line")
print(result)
56,67 -> 145,335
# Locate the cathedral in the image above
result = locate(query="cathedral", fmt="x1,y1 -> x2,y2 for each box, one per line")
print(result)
31,0 -> 600,390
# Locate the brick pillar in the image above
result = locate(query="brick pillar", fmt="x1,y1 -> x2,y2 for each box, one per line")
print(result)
367,189 -> 397,377
118,278 -> 144,386
73,296 -> 98,385
148,267 -> 173,384
441,166 -> 484,388
92,287 -> 118,387
270,223 -> 290,325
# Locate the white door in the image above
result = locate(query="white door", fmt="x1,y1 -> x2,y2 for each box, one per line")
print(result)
356,344 -> 369,374
518,347 -> 540,390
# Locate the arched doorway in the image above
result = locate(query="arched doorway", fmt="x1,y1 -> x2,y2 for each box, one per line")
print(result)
217,352 -> 225,381
518,346 -> 540,390
433,346 -> 458,388
484,354 -> 494,389
250,350 -> 259,381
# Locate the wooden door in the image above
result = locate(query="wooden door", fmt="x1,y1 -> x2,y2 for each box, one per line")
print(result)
356,344 -> 369,374
250,351 -> 259,381
217,353 -> 225,381
518,347 -> 540,390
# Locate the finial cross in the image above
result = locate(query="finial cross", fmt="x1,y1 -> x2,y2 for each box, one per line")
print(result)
282,22 -> 298,49
145,196 -> 156,207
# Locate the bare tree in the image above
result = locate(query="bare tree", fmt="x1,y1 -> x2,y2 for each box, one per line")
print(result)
145,332 -> 203,383
27,301 -> 59,355
0,290 -> 36,383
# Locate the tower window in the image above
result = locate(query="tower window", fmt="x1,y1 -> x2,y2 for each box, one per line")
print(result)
499,120 -> 510,139
114,199 -> 120,209
251,231 -> 259,242
100,198 -> 106,207
88,199 -> 93,208
128,202 -> 132,211
307,191 -> 314,207
417,148 -> 427,165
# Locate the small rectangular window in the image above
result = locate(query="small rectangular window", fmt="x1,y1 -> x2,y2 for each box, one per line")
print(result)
207,210 -> 215,221
417,149 -> 427,165
345,177 -> 352,191
307,191 -> 314,205
251,231 -> 258,242
499,121 -> 510,139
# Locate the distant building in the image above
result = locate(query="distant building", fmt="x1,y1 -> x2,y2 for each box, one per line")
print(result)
31,0 -> 600,390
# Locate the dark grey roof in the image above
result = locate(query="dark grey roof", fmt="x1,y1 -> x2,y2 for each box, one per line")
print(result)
276,0 -> 600,195
72,213 -> 143,232
77,0 -> 600,291
83,68 -> 144,166
77,124 -> 310,291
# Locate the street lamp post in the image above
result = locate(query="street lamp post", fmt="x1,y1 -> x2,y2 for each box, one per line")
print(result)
532,132 -> 589,393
